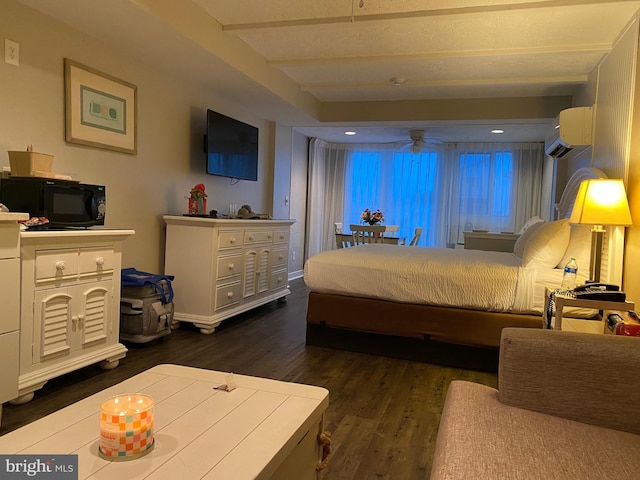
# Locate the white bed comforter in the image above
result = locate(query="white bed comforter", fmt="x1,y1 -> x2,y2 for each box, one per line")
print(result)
304,244 -> 537,313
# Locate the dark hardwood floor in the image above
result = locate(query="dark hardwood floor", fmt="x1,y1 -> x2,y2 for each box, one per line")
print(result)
0,278 -> 497,479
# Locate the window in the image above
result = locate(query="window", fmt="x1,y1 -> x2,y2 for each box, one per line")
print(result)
306,139 -> 544,255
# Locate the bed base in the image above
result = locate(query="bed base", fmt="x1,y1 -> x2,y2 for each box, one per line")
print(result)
306,323 -> 501,371
305,292 -> 542,369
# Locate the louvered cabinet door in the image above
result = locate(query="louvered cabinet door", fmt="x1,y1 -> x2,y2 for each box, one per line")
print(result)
33,288 -> 73,364
242,248 -> 271,299
32,281 -> 112,365
77,281 -> 111,347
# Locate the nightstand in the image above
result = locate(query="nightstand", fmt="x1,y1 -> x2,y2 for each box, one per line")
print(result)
543,286 -> 635,333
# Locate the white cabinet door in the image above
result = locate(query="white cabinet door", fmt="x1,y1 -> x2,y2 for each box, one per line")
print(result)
243,247 -> 271,298
78,281 -> 111,347
33,280 -> 111,365
33,288 -> 73,363
0,258 -> 20,333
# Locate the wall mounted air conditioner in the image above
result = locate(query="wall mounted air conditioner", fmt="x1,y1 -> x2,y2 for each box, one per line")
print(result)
544,106 -> 593,158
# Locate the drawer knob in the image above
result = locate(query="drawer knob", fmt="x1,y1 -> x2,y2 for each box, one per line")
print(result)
268,234 -> 272,239
279,255 -> 284,260
228,263 -> 234,270
56,261 -> 66,271
230,237 -> 236,244
96,256 -> 105,266
227,291 -> 234,298
249,235 -> 255,240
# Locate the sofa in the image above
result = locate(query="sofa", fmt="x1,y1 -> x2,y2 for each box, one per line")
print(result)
430,327 -> 640,479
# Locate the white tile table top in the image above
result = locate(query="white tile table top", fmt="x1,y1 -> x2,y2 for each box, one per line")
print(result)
0,364 -> 329,479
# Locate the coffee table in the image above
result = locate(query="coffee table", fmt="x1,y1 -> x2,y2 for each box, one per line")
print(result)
0,364 -> 329,479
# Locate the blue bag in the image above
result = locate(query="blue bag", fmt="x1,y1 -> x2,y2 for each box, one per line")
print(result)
121,268 -> 175,305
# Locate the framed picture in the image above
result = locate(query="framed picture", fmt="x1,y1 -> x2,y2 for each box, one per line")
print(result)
64,58 -> 137,154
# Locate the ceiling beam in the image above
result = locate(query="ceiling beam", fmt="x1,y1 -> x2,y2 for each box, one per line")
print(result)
222,0 -> 640,31
300,75 -> 588,92
319,96 -> 574,122
269,45 -> 611,66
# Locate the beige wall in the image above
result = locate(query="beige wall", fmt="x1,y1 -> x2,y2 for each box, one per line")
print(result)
0,1 -> 275,273
561,12 -> 640,298
623,18 -> 640,304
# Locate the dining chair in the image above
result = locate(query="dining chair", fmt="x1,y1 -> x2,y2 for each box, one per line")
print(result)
409,227 -> 423,246
335,222 -> 350,248
384,225 -> 399,237
350,224 -> 386,245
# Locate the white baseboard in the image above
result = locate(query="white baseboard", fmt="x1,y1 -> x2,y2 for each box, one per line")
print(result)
289,269 -> 304,281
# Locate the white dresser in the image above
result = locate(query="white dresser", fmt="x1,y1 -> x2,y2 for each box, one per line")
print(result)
163,216 -> 295,334
15,229 -> 134,403
0,212 -> 28,424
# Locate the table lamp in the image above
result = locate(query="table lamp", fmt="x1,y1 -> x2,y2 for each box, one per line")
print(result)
569,178 -> 632,283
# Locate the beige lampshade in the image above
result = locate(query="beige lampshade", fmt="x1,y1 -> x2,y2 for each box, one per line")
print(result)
569,179 -> 632,226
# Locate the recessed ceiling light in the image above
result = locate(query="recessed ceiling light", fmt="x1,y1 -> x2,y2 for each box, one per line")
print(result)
344,131 -> 356,136
491,129 -> 504,134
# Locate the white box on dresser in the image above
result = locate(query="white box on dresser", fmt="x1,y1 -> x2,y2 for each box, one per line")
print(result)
0,212 -> 29,426
163,216 -> 295,334
15,229 -> 134,404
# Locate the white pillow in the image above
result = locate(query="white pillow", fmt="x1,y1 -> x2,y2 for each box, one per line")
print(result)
513,221 -> 544,258
518,216 -> 544,235
521,219 -> 571,268
556,224 -> 592,269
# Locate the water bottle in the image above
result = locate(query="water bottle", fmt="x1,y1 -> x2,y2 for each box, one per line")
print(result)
561,257 -> 578,289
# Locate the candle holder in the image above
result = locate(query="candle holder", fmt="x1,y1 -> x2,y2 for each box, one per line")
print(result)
99,393 -> 154,460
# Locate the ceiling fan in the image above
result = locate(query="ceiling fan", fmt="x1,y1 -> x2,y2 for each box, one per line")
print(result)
404,129 -> 443,154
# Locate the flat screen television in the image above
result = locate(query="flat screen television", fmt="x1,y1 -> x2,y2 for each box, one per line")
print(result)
205,109 -> 258,181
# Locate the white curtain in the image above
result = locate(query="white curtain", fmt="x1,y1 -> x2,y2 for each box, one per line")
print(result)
306,140 -> 545,256
342,143 -> 451,248
446,142 -> 544,244
306,138 -> 347,257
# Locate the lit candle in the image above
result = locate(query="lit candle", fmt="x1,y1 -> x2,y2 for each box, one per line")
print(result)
99,393 -> 154,459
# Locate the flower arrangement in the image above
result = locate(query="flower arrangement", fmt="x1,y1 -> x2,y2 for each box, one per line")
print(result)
190,184 -> 207,199
360,208 -> 384,225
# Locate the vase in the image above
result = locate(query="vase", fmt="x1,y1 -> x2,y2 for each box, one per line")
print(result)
367,220 -> 380,226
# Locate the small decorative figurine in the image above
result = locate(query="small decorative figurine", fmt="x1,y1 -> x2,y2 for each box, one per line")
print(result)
188,183 -> 207,215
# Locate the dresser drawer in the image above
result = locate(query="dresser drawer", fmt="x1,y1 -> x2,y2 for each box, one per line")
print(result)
244,229 -> 273,244
218,231 -> 243,249
215,282 -> 242,310
79,247 -> 114,276
216,254 -> 242,281
35,249 -> 79,282
273,228 -> 290,244
270,269 -> 288,291
271,247 -> 288,268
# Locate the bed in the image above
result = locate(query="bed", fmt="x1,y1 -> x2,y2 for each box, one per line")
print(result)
303,168 -> 606,357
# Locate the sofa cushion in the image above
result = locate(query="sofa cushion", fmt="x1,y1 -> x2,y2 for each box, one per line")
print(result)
430,381 -> 640,480
499,328 -> 640,435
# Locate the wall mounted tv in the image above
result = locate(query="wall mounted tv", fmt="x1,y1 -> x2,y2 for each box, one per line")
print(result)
205,109 -> 258,181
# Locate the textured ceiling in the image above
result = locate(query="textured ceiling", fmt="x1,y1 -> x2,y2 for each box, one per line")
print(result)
194,0 -> 639,103
20,0 -> 640,143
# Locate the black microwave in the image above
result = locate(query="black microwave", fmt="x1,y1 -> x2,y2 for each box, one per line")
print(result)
0,177 -> 106,228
